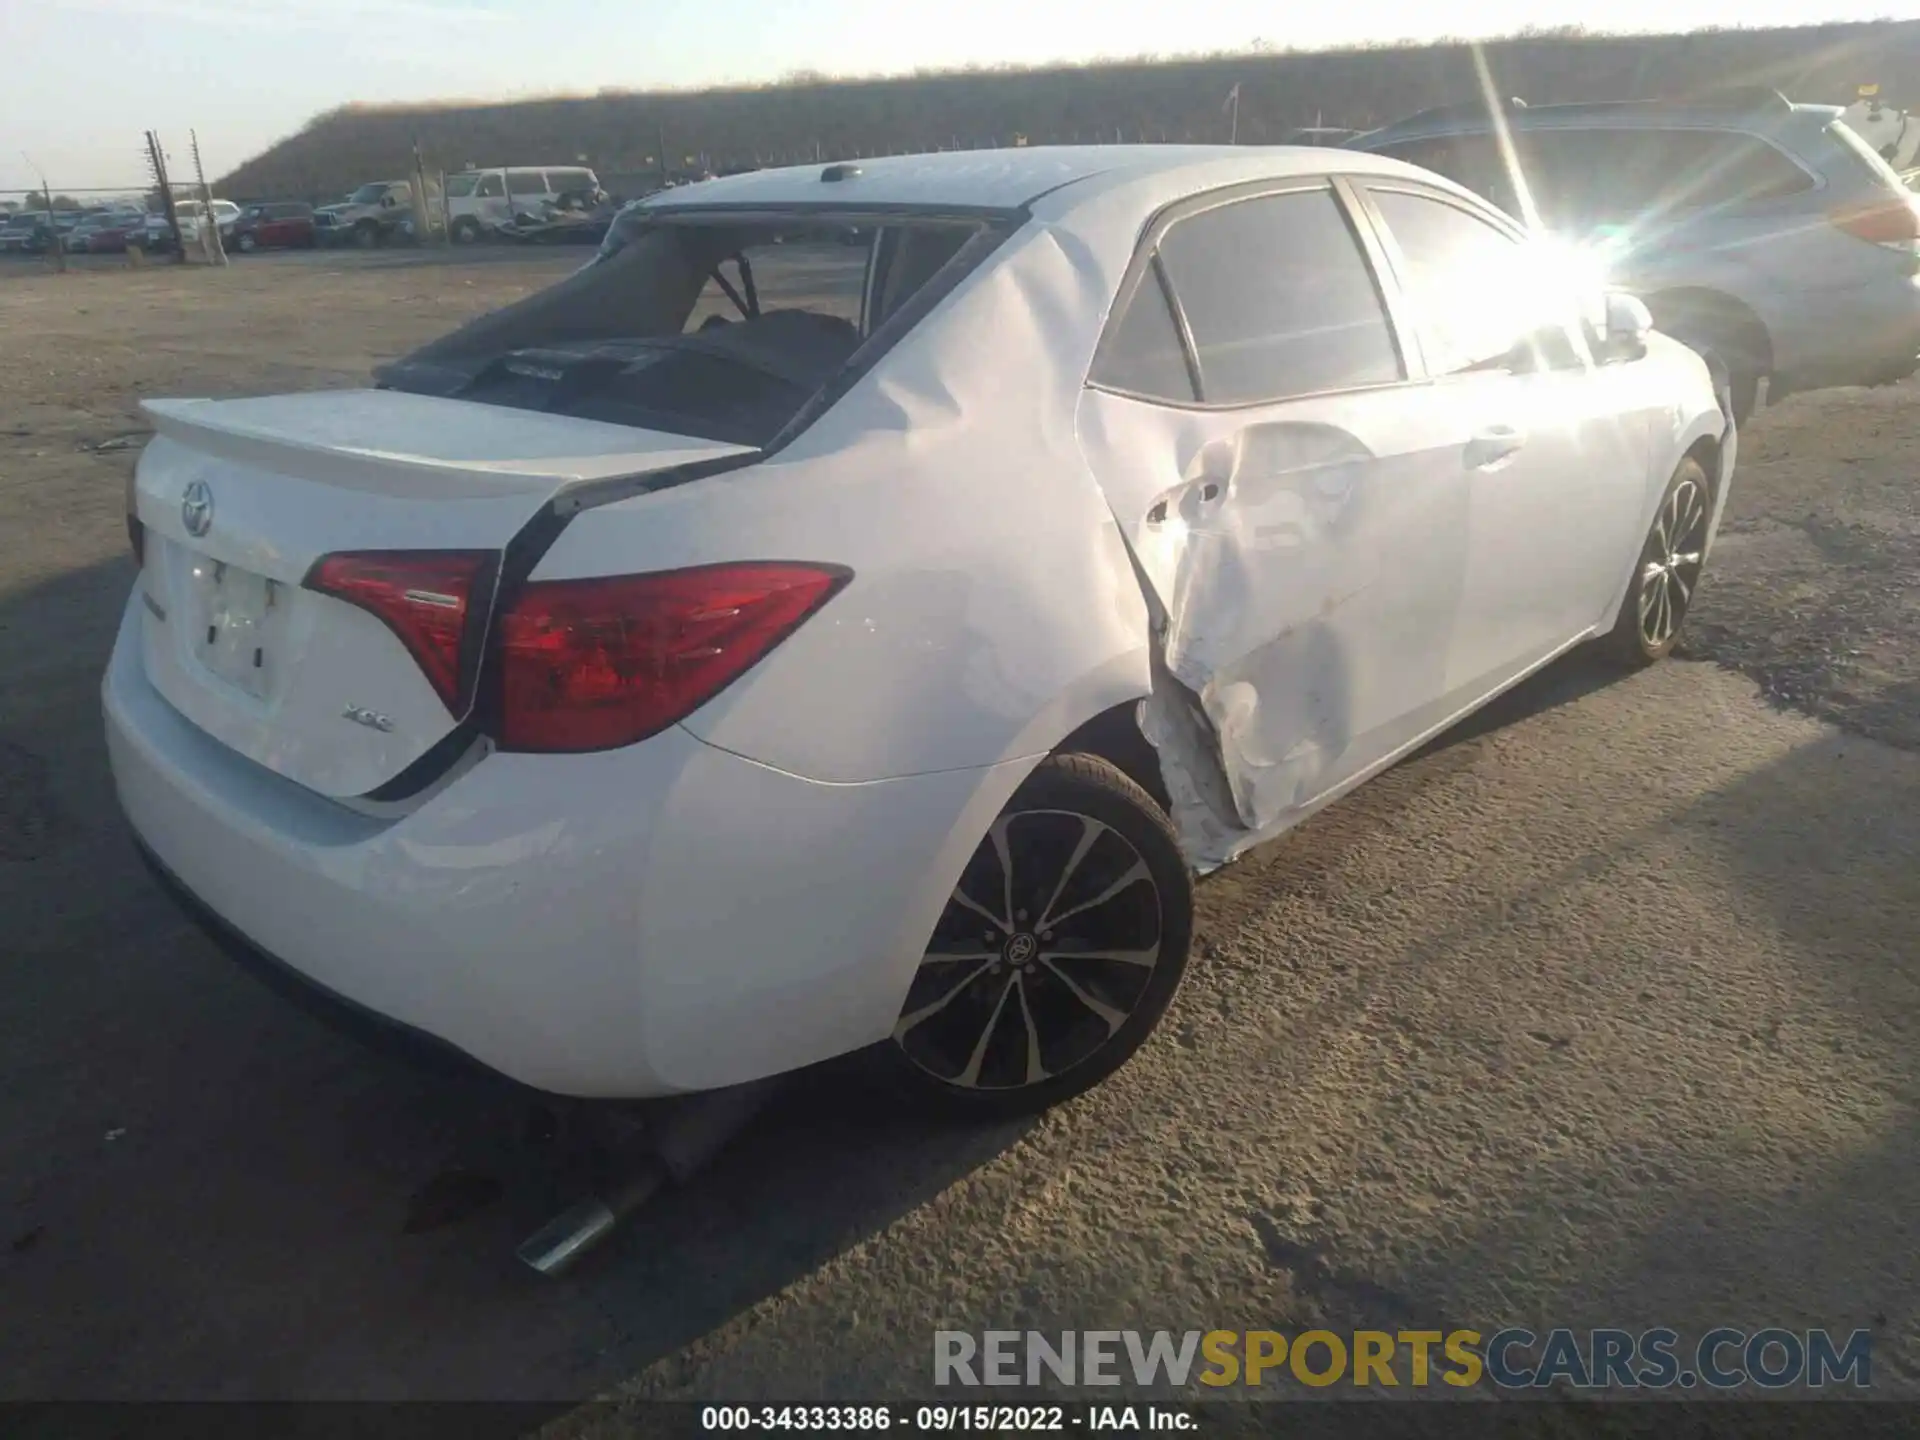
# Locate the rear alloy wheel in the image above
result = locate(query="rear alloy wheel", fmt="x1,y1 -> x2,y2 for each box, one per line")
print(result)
889,753 -> 1193,1117
236,232 -> 257,253
1603,456 -> 1712,666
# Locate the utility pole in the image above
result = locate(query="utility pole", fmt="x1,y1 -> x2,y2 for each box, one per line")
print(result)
409,136 -> 434,244
20,152 -> 64,272
1224,82 -> 1242,144
189,129 -> 225,264
145,132 -> 186,262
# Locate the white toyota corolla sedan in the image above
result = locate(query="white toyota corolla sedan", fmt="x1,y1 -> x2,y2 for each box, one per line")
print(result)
105,146 -> 1734,1116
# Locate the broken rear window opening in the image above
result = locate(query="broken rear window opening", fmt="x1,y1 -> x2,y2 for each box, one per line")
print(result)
376,210 -> 999,449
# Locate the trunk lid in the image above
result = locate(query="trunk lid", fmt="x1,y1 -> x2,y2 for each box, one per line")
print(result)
131,388 -> 753,799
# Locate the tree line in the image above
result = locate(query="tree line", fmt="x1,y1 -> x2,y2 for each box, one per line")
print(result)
216,20 -> 1920,202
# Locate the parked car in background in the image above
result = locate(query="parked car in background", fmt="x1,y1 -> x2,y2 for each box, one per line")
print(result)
496,185 -> 619,245
313,181 -> 415,248
80,214 -> 145,254
141,199 -> 242,253
63,214 -> 104,252
445,165 -> 599,242
0,210 -> 53,253
231,201 -> 316,252
63,210 -> 144,253
1345,88 -> 1920,422
109,147 -> 1732,1116
139,207 -> 179,251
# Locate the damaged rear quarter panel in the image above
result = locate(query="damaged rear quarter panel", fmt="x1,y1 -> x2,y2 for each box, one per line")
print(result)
531,218 -> 1156,787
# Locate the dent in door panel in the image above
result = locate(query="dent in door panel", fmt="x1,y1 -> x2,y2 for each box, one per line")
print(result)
1081,389 -> 1471,872
1152,425 -> 1377,836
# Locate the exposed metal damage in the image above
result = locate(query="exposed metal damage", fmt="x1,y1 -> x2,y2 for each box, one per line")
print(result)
1095,419 -> 1395,875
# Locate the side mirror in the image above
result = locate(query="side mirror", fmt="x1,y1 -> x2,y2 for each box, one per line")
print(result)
381,195 -> 395,208
1600,292 -> 1653,362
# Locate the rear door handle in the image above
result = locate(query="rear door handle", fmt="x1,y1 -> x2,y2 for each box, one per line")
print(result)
1465,425 -> 1527,469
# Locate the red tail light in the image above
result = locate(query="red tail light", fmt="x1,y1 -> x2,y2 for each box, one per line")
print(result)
306,551 -> 494,712
1830,196 -> 1920,246
495,562 -> 849,753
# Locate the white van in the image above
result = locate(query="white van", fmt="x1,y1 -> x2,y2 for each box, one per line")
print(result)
444,165 -> 600,242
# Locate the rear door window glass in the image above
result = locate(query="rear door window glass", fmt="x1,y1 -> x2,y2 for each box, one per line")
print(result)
1090,270 -> 1195,402
1156,188 -> 1402,404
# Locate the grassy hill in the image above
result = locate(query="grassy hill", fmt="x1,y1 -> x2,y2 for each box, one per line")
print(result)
217,20 -> 1920,202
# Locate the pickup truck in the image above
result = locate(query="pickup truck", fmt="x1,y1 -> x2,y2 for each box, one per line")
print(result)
312,180 -> 417,248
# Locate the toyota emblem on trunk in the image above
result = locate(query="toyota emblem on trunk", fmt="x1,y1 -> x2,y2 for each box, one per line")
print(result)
181,480 -> 214,537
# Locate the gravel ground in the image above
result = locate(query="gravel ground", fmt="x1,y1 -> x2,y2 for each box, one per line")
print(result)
1683,383 -> 1920,751
0,253 -> 1915,1411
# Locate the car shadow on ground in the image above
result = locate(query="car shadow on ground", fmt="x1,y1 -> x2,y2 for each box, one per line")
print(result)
0,546 -> 1674,1404
1415,645 -> 1629,759
0,552 -> 1037,1405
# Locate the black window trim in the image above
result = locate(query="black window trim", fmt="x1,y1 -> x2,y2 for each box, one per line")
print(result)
1085,174 -> 1429,412
1149,251 -> 1206,401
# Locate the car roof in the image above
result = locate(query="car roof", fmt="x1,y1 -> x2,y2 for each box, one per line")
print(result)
635,143 -> 1465,216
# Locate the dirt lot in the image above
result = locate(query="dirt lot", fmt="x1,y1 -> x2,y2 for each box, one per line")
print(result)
1,251 -> 1916,1409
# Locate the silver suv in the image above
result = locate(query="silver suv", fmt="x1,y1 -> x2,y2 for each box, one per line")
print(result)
1345,88 -> 1920,421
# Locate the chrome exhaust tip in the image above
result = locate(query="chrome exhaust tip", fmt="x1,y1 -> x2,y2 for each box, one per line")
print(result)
514,1078 -> 778,1278
515,1161 -> 666,1277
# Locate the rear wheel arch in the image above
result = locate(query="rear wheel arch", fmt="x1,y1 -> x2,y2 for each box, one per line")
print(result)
1053,700 -> 1170,815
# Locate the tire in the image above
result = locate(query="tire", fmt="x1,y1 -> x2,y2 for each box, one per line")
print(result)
236,232 -> 257,253
353,220 -> 380,249
885,752 -> 1194,1119
1601,456 -> 1713,667
450,217 -> 482,245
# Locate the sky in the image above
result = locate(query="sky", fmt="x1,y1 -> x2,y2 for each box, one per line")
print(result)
2,0 -> 1915,193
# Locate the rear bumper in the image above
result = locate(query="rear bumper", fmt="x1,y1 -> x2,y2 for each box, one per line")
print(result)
134,836 -> 499,1084
103,591 -> 1018,1098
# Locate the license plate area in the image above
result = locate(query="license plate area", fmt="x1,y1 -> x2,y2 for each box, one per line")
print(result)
188,557 -> 282,700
